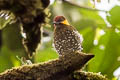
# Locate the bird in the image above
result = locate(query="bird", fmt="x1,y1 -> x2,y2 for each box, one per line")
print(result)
53,16 -> 83,55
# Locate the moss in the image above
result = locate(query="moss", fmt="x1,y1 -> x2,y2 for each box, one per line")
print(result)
0,52 -> 94,80
0,0 -> 50,58
74,71 -> 108,80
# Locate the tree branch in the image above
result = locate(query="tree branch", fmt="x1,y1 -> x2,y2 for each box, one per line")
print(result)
73,71 -> 108,80
0,52 -> 95,80
63,0 -> 108,12
0,52 -> 107,80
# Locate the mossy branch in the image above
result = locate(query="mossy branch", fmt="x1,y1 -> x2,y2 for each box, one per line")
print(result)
0,52 -> 107,80
73,71 -> 108,80
0,0 -> 50,57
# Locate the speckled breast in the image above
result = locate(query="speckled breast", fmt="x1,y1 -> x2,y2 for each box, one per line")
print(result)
53,25 -> 83,55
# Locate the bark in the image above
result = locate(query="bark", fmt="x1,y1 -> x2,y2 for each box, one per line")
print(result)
0,52 -> 107,80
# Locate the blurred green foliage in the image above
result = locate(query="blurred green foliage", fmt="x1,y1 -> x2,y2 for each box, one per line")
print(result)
0,12 -> 13,30
107,6 -> 120,27
0,0 -> 120,79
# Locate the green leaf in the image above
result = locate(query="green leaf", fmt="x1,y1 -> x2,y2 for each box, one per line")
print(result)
35,43 -> 58,62
81,27 -> 95,52
79,9 -> 106,29
107,5 -> 120,26
88,29 -> 120,79
0,46 -> 21,72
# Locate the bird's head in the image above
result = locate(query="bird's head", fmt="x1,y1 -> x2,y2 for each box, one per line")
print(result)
53,16 -> 69,26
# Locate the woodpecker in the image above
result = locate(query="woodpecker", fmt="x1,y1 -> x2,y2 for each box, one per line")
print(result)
53,16 -> 83,55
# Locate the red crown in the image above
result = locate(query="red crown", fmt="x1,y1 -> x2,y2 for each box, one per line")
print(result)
54,16 -> 65,22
